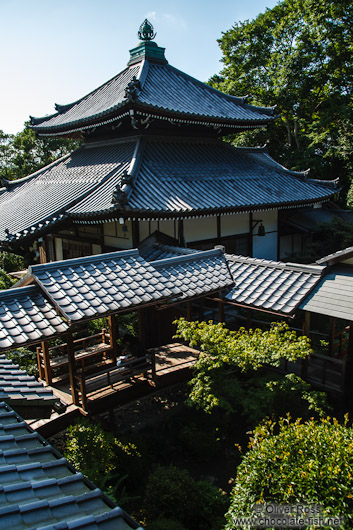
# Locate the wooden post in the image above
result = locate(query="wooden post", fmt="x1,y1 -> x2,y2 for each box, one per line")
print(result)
137,308 -> 147,349
186,302 -> 192,321
66,332 -> 79,406
329,317 -> 336,356
218,299 -> 224,323
41,341 -> 52,386
246,309 -> 252,329
343,323 -> 353,402
108,314 -> 118,363
301,311 -> 311,380
36,346 -> 45,381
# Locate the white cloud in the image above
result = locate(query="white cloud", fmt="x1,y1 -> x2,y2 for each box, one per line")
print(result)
146,11 -> 157,21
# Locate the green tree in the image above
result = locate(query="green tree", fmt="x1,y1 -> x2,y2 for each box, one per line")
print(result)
225,415 -> 353,528
174,319 -> 327,423
211,0 -> 353,203
0,124 -> 80,182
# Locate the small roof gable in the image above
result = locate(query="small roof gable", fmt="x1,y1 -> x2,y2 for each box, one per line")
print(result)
316,246 -> 353,266
300,265 -> 353,321
28,250 -> 178,323
0,402 -> 142,529
152,248 -> 233,300
0,285 -> 69,350
225,254 -> 324,315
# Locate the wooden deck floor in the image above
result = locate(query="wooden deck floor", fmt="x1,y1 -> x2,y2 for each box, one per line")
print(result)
33,343 -> 200,433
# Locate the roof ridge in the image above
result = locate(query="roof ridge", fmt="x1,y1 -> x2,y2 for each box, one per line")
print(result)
29,249 -> 140,273
152,248 -> 223,267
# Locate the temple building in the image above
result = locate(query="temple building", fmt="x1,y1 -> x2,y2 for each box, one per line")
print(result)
0,20 -> 337,264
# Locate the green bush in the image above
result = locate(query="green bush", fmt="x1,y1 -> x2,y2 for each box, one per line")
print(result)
0,269 -> 16,289
147,517 -> 187,530
7,347 -> 38,377
225,415 -> 353,528
144,465 -> 227,530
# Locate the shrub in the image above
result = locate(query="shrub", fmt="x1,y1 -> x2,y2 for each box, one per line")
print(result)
225,415 -> 353,528
7,347 -> 38,377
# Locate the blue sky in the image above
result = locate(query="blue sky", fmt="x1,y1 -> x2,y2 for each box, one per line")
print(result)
1,0 -> 279,134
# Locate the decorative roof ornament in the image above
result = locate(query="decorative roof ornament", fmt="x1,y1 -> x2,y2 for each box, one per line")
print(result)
138,19 -> 156,41
124,76 -> 141,101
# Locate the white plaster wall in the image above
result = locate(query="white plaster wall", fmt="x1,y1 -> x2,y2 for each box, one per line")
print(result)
103,220 -> 132,249
55,237 -> 63,261
221,213 -> 249,236
184,216 -> 217,243
252,210 -> 278,260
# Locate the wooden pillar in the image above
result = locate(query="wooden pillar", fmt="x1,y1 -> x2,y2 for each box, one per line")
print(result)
218,299 -> 224,323
137,308 -> 147,348
186,302 -> 192,321
108,314 -> 118,363
301,311 -> 311,380
217,215 -> 221,242
41,340 -> 52,385
343,323 -> 353,401
329,317 -> 336,356
249,212 -> 253,257
39,241 -> 47,264
246,309 -> 253,329
178,220 -> 185,247
132,220 -> 140,247
66,332 -> 79,406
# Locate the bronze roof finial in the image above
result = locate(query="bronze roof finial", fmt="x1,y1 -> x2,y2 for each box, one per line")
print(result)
138,19 -> 156,41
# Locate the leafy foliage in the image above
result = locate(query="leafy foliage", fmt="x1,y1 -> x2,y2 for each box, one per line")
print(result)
174,319 -> 316,417
211,0 -> 353,204
0,269 -> 16,289
225,415 -> 353,528
0,125 -> 80,182
0,251 -> 25,273
144,465 -> 227,530
6,347 -> 38,377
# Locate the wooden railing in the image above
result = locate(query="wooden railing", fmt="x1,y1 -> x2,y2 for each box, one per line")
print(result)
36,329 -> 112,385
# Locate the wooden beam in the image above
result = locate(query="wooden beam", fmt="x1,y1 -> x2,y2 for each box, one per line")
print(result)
329,317 -> 336,356
41,341 -> 52,386
301,311 -> 310,379
66,332 -> 79,406
343,323 -> 353,402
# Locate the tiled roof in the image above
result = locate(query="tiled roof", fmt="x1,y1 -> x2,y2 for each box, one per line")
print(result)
30,55 -> 274,134
0,285 -> 68,351
0,355 -> 56,413
69,138 -> 336,218
0,141 -> 135,243
141,243 -> 197,262
0,137 -> 336,245
152,248 -> 233,300
316,246 -> 353,265
28,250 -> 179,323
225,254 -> 324,315
0,402 -> 142,529
300,265 -> 353,320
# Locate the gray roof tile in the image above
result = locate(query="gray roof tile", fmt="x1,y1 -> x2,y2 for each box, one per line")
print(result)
225,254 -> 324,315
300,265 -> 353,320
0,286 -> 68,351
152,248 -> 233,299
30,56 -> 273,134
29,250 -> 176,322
0,402 -> 140,529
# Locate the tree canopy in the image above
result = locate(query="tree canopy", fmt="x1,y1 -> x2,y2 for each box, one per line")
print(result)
210,0 -> 353,204
174,319 -> 327,423
0,125 -> 80,182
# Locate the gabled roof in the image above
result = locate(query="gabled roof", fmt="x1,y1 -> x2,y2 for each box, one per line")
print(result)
316,246 -> 353,266
22,250 -> 179,323
300,265 -> 353,321
225,254 -> 324,315
0,402 -> 142,529
0,285 -> 69,350
0,248 -> 233,352
0,137 -> 337,245
29,39 -> 275,136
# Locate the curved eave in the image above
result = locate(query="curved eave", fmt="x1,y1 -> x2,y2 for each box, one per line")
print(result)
30,99 -> 275,137
69,191 -> 338,223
